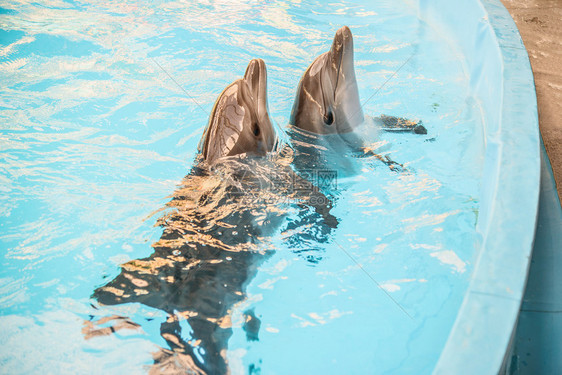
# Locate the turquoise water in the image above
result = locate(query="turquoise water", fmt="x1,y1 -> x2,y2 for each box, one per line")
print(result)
0,0 -> 483,374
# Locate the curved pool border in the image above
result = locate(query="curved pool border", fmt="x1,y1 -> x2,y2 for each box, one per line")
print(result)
413,0 -> 541,373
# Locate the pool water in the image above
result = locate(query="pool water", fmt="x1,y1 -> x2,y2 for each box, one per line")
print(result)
0,0 -> 484,373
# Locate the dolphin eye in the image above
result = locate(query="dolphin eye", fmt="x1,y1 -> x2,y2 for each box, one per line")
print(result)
324,111 -> 334,125
252,123 -> 261,137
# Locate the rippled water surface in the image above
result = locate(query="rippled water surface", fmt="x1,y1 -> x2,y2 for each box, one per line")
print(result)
0,0 -> 484,374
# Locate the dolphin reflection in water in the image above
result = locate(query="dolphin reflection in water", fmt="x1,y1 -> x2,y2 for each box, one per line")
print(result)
90,59 -> 337,374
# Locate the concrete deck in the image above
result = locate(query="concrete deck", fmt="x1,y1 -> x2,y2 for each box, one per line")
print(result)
501,0 -> 562,205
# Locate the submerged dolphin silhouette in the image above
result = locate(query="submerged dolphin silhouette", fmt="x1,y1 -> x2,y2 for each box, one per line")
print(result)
92,59 -> 337,374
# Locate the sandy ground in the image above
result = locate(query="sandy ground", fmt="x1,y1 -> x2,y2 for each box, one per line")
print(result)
501,0 -> 562,205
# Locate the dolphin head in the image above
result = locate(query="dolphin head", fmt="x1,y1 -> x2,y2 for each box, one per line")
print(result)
289,26 -> 364,134
201,59 -> 276,164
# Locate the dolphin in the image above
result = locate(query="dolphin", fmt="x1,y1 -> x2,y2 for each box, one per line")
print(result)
290,26 -> 363,135
288,26 -> 427,174
91,59 -> 337,375
201,58 -> 276,165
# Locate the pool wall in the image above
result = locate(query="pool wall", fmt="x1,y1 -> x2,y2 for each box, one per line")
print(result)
413,0 -> 541,373
507,141 -> 562,374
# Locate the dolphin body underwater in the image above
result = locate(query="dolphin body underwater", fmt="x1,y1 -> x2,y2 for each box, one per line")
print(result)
92,59 -> 337,374
90,27 -> 425,374
288,26 -> 426,174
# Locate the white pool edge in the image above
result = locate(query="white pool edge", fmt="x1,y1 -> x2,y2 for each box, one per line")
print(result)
413,0 -> 541,373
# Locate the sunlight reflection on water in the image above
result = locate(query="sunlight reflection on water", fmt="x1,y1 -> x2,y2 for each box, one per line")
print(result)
0,0 -> 483,373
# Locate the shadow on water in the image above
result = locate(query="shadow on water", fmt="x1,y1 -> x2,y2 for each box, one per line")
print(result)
89,149 -> 337,374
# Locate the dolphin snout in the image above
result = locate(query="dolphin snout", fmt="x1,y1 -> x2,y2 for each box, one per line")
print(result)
329,26 -> 355,82
333,26 -> 353,54
244,59 -> 266,91
244,59 -> 276,154
336,26 -> 352,44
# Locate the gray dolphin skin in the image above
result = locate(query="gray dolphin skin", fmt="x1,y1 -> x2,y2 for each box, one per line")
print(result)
202,58 -> 276,164
290,26 -> 364,134
92,60 -> 337,375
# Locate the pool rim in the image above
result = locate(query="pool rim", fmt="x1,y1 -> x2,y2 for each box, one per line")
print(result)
413,0 -> 541,373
